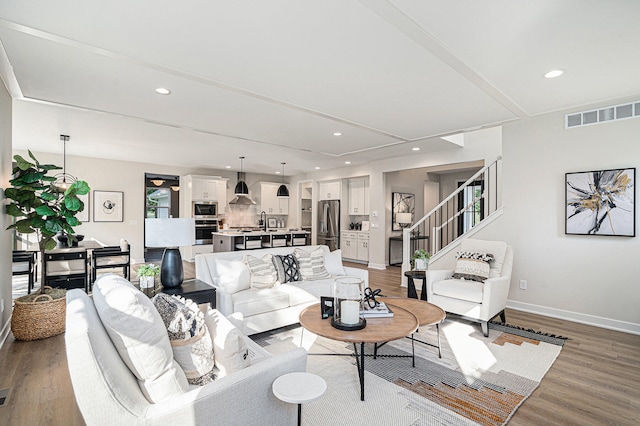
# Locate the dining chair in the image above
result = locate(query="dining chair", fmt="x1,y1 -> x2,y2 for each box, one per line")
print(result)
90,245 -> 131,291
12,250 -> 37,294
43,248 -> 89,292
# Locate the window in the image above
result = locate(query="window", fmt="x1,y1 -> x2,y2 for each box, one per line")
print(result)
457,180 -> 484,236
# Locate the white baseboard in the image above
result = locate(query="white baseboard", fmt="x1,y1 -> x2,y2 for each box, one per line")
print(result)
506,300 -> 640,336
367,262 -> 386,270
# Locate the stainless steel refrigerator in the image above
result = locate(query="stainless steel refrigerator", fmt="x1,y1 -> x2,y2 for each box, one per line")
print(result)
317,200 -> 340,251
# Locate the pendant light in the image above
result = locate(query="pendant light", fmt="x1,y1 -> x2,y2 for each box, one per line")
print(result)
234,156 -> 249,195
277,162 -> 289,198
52,135 -> 77,192
229,156 -> 256,205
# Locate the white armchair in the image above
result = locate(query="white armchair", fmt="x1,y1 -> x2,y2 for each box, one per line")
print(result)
426,239 -> 513,336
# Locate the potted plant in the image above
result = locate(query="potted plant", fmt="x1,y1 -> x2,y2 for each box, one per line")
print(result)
4,151 -> 90,340
411,249 -> 431,270
137,264 -> 160,289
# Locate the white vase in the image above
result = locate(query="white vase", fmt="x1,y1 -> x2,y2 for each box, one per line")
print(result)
415,259 -> 428,270
140,276 -> 155,289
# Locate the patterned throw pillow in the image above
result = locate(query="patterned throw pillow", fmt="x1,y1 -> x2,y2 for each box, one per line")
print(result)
452,251 -> 494,283
272,254 -> 301,283
152,293 -> 216,386
244,254 -> 279,288
294,247 -> 331,280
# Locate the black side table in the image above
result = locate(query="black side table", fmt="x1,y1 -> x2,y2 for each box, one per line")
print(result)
138,279 -> 217,309
404,270 -> 427,301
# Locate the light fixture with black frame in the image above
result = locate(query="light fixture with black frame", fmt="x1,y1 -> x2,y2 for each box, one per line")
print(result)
52,135 -> 77,192
277,162 -> 289,198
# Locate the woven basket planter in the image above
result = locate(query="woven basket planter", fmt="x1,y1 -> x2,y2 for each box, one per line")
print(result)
11,287 -> 66,341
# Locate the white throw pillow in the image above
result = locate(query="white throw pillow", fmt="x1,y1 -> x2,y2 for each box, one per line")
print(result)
244,254 -> 279,289
205,309 -> 251,377
152,294 -> 216,386
93,275 -> 189,403
324,249 -> 347,276
214,258 -> 251,293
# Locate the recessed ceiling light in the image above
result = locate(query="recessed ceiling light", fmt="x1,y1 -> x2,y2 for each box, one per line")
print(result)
345,161 -> 351,165
225,165 -> 231,169
155,87 -> 171,95
315,167 -> 320,170
276,171 -> 281,174
544,69 -> 564,79
412,147 -> 420,151
333,132 -> 342,136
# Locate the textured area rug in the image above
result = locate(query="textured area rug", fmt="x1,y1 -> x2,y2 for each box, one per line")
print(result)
252,319 -> 564,426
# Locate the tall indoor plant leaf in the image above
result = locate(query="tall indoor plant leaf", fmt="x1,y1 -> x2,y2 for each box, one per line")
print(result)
5,150 -> 90,293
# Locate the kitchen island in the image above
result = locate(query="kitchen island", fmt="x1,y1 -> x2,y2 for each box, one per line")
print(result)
212,230 -> 310,252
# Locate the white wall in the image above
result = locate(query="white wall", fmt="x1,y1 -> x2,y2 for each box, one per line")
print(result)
498,101 -> 640,331
0,83 -> 12,344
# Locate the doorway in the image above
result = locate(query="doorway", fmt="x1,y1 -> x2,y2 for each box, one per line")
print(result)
144,173 -> 180,261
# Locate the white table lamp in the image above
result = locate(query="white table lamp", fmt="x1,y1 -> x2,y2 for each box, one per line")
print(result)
145,218 -> 195,288
396,212 -> 412,228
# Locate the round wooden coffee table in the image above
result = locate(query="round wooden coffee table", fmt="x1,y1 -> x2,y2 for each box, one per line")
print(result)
380,297 -> 446,358
299,303 -> 418,401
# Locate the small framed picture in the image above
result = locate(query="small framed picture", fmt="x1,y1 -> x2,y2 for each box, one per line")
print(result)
267,217 -> 277,228
93,190 -> 124,222
320,296 -> 334,319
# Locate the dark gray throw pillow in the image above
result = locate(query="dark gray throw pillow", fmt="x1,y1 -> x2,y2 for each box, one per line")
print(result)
272,254 -> 301,283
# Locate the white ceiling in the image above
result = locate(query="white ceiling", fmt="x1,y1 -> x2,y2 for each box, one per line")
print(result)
1,0 -> 639,175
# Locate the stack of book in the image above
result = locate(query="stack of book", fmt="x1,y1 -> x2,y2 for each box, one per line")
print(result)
360,301 -> 394,318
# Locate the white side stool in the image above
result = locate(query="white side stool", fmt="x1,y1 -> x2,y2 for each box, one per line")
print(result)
272,372 -> 327,426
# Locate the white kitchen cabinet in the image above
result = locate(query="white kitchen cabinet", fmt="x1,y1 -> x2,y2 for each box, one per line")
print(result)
348,177 -> 370,215
192,178 -> 218,200
357,233 -> 369,262
180,175 -> 228,218
319,180 -> 341,200
341,231 -> 358,260
257,182 -> 289,215
216,180 -> 228,214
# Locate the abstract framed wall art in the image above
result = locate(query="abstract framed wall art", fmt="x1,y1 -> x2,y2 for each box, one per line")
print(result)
93,190 -> 124,222
565,168 -> 635,237
392,192 -> 415,231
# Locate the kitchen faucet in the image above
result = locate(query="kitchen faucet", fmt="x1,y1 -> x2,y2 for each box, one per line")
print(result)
260,211 -> 267,231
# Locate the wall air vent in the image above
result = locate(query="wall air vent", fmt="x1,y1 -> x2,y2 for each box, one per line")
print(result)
565,100 -> 640,129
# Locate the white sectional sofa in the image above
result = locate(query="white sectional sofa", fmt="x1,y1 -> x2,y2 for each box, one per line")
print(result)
65,275 -> 307,425
196,245 -> 369,335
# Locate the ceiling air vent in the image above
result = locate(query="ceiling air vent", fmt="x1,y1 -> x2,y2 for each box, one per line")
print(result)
565,100 -> 640,129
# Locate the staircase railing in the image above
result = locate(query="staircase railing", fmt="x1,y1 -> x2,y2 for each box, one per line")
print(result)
401,156 -> 502,273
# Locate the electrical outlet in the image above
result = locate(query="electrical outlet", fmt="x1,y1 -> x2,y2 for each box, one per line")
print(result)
519,280 -> 527,290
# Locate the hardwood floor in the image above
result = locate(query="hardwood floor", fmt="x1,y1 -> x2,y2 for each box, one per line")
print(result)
1,262 -> 638,425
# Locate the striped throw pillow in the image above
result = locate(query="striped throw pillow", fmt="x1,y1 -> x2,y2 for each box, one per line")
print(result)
294,247 -> 331,280
244,254 -> 278,289
452,251 -> 494,283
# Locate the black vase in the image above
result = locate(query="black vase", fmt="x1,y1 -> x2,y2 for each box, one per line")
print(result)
160,247 -> 184,288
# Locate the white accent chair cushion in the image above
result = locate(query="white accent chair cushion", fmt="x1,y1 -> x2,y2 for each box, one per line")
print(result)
204,309 -> 251,377
93,275 -> 189,403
